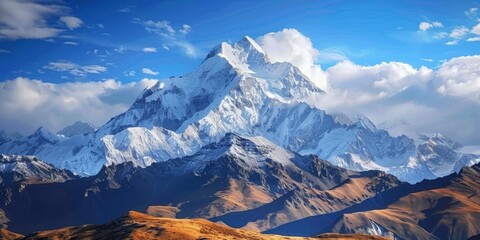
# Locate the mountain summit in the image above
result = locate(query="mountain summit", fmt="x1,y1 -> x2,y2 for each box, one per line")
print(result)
0,36 -> 473,183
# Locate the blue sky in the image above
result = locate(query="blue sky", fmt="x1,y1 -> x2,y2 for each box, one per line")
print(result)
1,0 -> 479,82
0,0 -> 479,145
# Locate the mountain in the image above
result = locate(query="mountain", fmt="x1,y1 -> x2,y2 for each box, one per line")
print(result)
0,131 -> 22,144
57,121 -> 97,137
267,162 -> 480,240
12,211 -> 388,240
0,127 -> 64,157
0,154 -> 76,187
0,134 -> 400,235
418,133 -> 480,177
0,36 -> 447,183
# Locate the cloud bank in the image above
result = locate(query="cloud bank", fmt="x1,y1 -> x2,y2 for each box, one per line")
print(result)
0,77 -> 156,135
258,29 -> 480,144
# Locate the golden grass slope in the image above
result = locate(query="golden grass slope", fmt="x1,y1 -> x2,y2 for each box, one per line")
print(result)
16,211 -> 388,240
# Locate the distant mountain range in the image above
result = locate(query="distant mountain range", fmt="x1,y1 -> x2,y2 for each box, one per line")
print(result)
0,36 -> 479,240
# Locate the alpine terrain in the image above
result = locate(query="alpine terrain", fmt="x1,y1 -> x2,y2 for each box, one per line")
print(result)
1,36 -> 475,183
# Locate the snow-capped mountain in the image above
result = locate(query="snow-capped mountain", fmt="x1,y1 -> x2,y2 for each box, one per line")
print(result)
57,121 -> 97,137
418,133 -> 480,177
0,133 -> 401,234
0,36 -> 462,183
0,127 -> 64,157
0,154 -> 76,187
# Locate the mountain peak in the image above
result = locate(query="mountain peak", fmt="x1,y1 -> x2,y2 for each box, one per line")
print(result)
236,36 -> 266,55
57,121 -> 97,137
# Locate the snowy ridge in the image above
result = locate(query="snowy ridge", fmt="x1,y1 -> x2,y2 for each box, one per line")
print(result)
57,121 -> 97,137
0,154 -> 76,185
418,133 -> 480,177
0,36 -> 471,183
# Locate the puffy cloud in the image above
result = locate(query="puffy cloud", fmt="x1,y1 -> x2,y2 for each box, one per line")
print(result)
432,21 -> 444,28
315,56 -> 480,144
450,26 -> 469,39
436,55 -> 480,102
419,22 -> 433,31
142,68 -> 159,76
0,0 -> 64,39
142,47 -> 157,53
472,23 -> 480,35
467,37 -> 480,42
43,61 -> 107,76
59,16 -> 83,30
138,19 -> 198,58
419,21 -> 443,31
320,61 -> 434,110
257,28 -> 327,90
0,77 -> 157,135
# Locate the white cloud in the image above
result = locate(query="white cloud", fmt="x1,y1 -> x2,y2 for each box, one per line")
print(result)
471,23 -> 480,35
142,47 -> 157,53
465,7 -> 478,19
446,40 -> 458,45
450,26 -> 469,39
0,48 -> 10,53
123,70 -> 135,77
142,68 -> 159,76
179,24 -> 191,34
316,57 -> 480,144
432,21 -> 443,28
419,22 -> 433,31
433,32 -> 448,39
467,37 -> 480,42
436,55 -> 480,102
63,41 -> 78,45
419,21 -> 443,31
257,28 -> 327,90
137,19 -> 198,58
0,0 -> 66,39
119,6 -> 133,13
43,61 -> 107,76
0,77 -> 157,135
59,16 -> 83,30
421,58 -> 433,62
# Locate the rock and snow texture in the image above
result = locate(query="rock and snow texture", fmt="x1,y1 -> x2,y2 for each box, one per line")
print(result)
417,133 -> 480,178
0,154 -> 76,186
57,121 -> 97,137
0,36 -> 474,183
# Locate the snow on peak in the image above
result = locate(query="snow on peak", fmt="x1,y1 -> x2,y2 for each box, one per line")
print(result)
32,127 -> 62,143
58,121 -> 97,137
187,133 -> 296,169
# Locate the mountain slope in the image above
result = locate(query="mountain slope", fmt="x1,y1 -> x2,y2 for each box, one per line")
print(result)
267,163 -> 480,240
19,211 -> 389,240
0,134 -> 400,235
0,154 -> 76,187
418,133 -> 480,178
57,121 -> 97,137
0,36 -> 440,183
